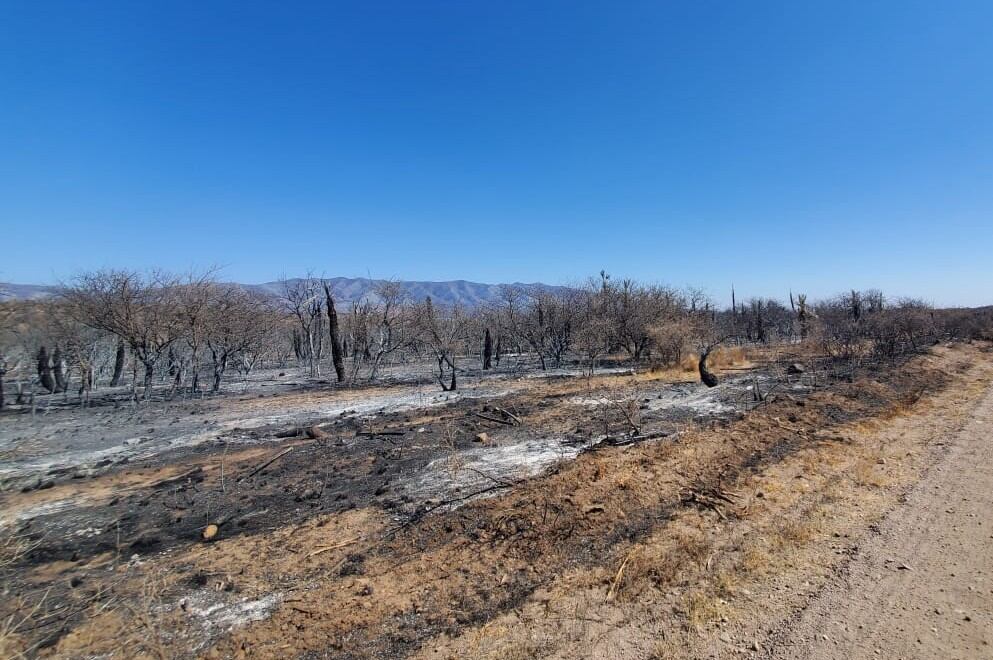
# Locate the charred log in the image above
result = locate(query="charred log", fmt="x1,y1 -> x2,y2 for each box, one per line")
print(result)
699,348 -> 719,387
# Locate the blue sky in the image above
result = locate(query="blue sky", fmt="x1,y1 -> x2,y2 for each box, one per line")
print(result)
1,1 -> 991,306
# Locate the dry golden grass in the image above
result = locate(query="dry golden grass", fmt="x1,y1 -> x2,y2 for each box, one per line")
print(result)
682,589 -> 731,630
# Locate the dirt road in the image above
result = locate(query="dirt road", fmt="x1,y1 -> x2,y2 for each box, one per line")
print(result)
766,383 -> 993,659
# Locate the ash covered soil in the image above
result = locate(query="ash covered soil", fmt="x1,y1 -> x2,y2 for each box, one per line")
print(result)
8,346 -> 977,659
1,359 -> 773,562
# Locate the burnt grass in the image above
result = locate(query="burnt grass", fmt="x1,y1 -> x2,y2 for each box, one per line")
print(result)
10,371 -> 726,571
2,351 -> 951,657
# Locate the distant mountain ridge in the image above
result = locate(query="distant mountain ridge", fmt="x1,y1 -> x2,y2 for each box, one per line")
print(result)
0,277 -> 564,307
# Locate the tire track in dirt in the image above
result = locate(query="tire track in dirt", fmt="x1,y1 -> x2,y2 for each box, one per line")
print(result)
764,381 -> 993,659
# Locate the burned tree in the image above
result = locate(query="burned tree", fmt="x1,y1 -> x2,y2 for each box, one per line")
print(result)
51,346 -> 68,393
176,271 -> 217,393
37,346 -> 55,393
110,339 -> 127,386
698,347 -> 719,387
280,276 -> 324,377
322,280 -> 346,383
790,291 -> 810,340
364,280 -> 411,380
414,297 -> 469,391
204,286 -> 276,392
483,327 -> 493,370
63,269 -> 186,397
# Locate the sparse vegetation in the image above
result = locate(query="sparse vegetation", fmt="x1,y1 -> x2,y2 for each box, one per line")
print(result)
0,272 -> 991,659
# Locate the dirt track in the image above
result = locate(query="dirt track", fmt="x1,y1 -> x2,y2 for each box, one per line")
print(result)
765,380 -> 993,659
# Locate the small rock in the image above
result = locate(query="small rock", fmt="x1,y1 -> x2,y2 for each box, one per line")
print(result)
474,432 -> 488,443
202,524 -> 219,541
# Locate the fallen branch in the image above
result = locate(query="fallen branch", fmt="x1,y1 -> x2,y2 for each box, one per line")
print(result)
238,447 -> 293,481
585,430 -> 670,451
680,480 -> 739,519
356,430 -> 406,437
608,430 -> 669,446
605,550 -> 636,602
152,466 -> 203,488
492,406 -> 522,425
474,412 -> 515,426
305,535 -> 361,559
464,466 -> 518,488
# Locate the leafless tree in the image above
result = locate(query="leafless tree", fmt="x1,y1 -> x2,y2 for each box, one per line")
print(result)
414,297 -> 469,391
204,285 -> 277,392
280,275 -> 324,377
176,270 -> 217,393
363,280 -> 412,380
62,269 -> 185,397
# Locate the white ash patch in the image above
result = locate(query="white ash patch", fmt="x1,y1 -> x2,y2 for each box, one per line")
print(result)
525,366 -> 633,379
217,385 -> 512,438
181,590 -> 282,644
567,376 -> 767,418
404,438 -> 582,504
643,382 -> 735,415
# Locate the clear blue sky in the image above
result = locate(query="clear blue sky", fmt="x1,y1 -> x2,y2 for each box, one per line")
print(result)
2,1 -> 991,306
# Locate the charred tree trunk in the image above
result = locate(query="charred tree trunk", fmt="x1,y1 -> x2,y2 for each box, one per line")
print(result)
211,352 -> 227,393
143,361 -> 155,396
110,341 -> 127,386
495,335 -> 502,366
37,346 -> 55,393
482,328 -> 493,370
291,330 -> 304,360
79,365 -> 93,394
699,348 -> 719,388
52,347 -> 68,393
437,355 -> 457,391
323,283 -> 346,383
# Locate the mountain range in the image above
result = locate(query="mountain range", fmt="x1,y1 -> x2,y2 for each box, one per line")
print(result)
0,277 -> 563,307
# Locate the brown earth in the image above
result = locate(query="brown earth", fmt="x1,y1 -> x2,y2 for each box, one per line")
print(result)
762,361 -> 993,659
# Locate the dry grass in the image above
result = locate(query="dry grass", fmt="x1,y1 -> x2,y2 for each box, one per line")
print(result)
22,342 -> 991,660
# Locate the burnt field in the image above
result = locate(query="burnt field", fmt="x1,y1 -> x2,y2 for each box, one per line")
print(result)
0,346 -> 822,655
5,339 -> 984,659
